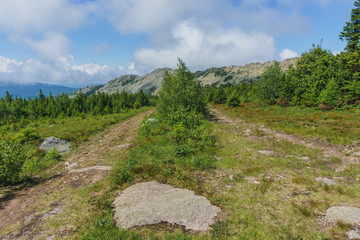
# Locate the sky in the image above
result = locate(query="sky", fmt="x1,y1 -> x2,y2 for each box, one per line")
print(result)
0,0 -> 356,87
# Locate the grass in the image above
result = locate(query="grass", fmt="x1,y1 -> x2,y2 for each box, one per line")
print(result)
3,104 -> 360,239
75,106 -> 360,239
0,108 -> 149,188
214,103 -> 360,145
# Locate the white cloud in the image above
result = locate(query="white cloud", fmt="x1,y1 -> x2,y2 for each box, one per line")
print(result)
279,49 -> 299,60
0,0 -> 94,61
0,56 -> 23,73
22,32 -> 71,60
134,22 -> 278,71
0,0 -> 89,33
0,55 -> 132,87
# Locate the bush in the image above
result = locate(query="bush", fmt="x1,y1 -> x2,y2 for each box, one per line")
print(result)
158,59 -> 208,120
226,91 -> 240,107
16,127 -> 40,143
0,140 -> 33,185
44,148 -> 62,162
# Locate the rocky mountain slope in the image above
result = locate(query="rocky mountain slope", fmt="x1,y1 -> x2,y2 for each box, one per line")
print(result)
72,58 -> 298,96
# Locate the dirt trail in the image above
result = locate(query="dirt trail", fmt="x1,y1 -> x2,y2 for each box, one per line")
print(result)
210,107 -> 360,165
0,109 -> 153,239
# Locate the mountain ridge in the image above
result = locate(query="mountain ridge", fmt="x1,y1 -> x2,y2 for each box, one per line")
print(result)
72,58 -> 298,96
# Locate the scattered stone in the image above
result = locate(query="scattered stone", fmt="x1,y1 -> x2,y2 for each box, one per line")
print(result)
110,144 -> 132,150
347,230 -> 360,240
65,162 -> 78,169
276,174 -> 286,180
352,152 -> 360,157
147,118 -> 158,122
229,175 -> 234,180
39,137 -> 71,153
258,150 -> 273,155
315,177 -> 337,186
325,207 -> 360,225
41,208 -> 62,220
244,176 -> 260,185
113,181 -> 221,231
69,166 -> 112,174
299,157 -> 310,161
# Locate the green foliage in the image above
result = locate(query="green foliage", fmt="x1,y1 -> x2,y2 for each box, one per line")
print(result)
213,87 -> 227,104
226,90 -> 240,107
0,90 -> 155,126
43,148 -> 62,162
16,127 -> 40,143
158,58 -> 208,119
319,79 -> 342,109
340,0 -> 360,52
256,62 -> 284,104
0,139 -> 33,185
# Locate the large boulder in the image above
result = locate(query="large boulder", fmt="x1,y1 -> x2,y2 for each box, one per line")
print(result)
113,181 -> 221,231
325,207 -> 360,225
39,137 -> 71,153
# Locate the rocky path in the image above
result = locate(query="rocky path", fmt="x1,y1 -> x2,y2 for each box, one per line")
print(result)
210,107 -> 360,166
0,110 -> 153,239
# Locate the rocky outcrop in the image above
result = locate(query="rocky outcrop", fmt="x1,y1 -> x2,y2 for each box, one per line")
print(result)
39,137 -> 71,153
325,207 -> 360,224
113,181 -> 221,231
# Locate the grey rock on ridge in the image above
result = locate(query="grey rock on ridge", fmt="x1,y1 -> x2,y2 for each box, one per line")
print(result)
39,137 -> 71,153
113,181 -> 221,231
71,58 -> 298,96
98,68 -> 172,95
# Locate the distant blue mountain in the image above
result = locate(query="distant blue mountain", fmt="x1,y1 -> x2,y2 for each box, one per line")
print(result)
0,83 -> 77,99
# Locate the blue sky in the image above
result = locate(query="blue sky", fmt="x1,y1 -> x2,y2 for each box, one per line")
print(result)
0,0 -> 356,87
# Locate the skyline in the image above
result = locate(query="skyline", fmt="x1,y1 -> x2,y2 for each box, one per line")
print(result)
0,0 -> 356,87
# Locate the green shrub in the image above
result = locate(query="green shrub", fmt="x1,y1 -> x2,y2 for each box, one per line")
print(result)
0,140 -> 32,185
158,59 -> 208,119
226,91 -> 240,107
16,127 -> 40,143
43,148 -> 62,162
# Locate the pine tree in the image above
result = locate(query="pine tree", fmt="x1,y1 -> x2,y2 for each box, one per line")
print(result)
158,59 -> 207,118
340,0 -> 360,52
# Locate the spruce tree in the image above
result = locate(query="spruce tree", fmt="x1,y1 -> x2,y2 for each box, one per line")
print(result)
340,0 -> 360,52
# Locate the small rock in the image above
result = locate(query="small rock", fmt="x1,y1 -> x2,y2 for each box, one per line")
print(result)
325,207 -> 360,225
41,208 -> 62,220
147,118 -> 158,122
66,162 -> 78,169
69,166 -> 112,173
258,150 -> 273,155
352,152 -> 360,157
300,157 -> 310,161
244,176 -> 260,184
347,230 -> 360,240
315,177 -> 337,186
229,175 -> 234,180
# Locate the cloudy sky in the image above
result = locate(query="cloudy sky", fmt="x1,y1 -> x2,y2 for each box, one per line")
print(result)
0,0 -> 355,87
